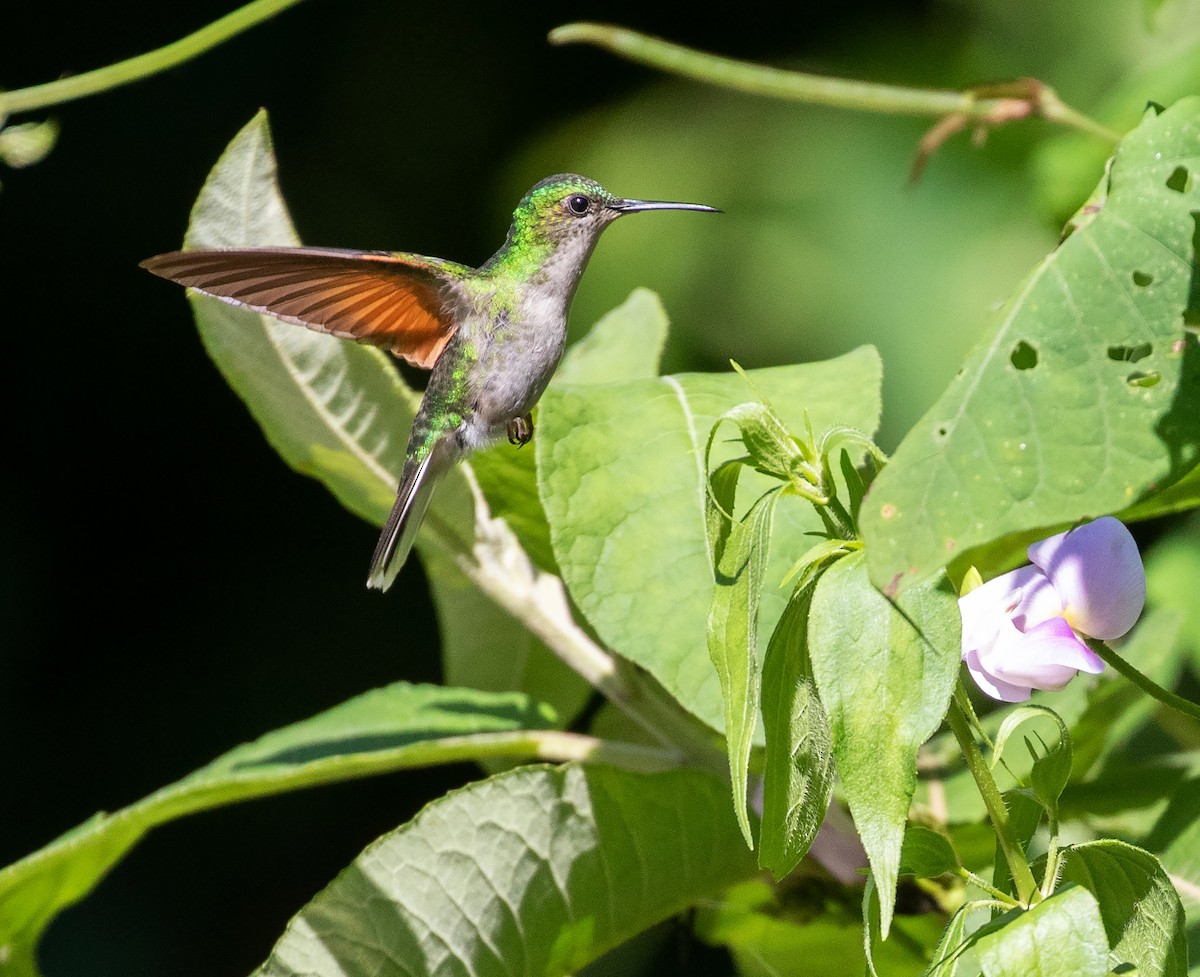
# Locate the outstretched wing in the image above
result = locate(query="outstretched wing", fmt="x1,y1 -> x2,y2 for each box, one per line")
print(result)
141,247 -> 471,368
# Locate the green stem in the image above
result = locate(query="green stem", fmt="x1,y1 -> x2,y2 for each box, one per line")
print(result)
1088,639 -> 1200,724
958,867 -> 1022,908
0,0 -> 308,117
946,687 -> 1040,905
548,22 -> 1120,143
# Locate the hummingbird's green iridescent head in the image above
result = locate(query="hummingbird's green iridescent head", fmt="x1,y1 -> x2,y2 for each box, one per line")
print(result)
493,174 -> 719,273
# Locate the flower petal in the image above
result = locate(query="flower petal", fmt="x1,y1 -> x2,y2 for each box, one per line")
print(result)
1027,517 -> 1145,640
958,564 -> 1047,660
963,648 -> 1033,702
987,616 -> 1105,691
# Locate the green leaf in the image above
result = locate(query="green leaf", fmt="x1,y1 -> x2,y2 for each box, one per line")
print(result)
538,347 -> 883,732
177,113 -> 590,720
469,436 -> 556,571
759,582 -> 836,879
1146,520 -> 1200,659
1061,840 -> 1188,977
0,683 -> 553,972
708,487 -> 781,846
554,286 -> 670,385
924,899 -> 989,977
975,885 -> 1109,977
470,287 -> 672,575
696,879 -> 937,977
708,401 -> 808,487
422,545 -> 592,725
992,790 -> 1045,901
899,825 -> 960,879
863,97 -> 1200,596
253,765 -> 757,977
992,705 -> 1072,813
183,110 -> 415,530
808,552 -> 961,936
1143,780 -> 1200,972
1069,607 -> 1186,777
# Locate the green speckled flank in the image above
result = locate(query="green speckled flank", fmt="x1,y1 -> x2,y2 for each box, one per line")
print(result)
414,338 -> 477,458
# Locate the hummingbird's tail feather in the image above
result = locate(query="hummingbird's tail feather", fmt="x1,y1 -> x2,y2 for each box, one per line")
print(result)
367,439 -> 458,591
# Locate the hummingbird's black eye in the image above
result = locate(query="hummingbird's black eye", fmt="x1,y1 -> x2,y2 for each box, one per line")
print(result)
567,194 -> 591,216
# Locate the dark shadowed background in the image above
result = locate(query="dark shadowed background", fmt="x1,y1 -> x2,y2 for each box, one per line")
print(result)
2,1 -> 1192,973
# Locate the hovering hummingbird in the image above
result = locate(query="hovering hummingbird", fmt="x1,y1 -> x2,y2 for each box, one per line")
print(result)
142,174 -> 718,591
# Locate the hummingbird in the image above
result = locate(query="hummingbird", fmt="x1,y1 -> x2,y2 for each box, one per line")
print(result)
142,174 -> 718,591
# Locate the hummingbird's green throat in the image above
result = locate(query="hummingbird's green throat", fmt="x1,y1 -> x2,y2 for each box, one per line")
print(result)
142,174 -> 719,591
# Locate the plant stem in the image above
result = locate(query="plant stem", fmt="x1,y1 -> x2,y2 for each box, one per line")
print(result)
548,22 -> 1120,143
958,868 -> 1022,908
0,0 -> 308,117
1088,639 -> 1200,724
946,686 -> 1040,905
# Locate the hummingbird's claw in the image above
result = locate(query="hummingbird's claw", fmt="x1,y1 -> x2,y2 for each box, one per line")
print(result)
507,414 -> 534,447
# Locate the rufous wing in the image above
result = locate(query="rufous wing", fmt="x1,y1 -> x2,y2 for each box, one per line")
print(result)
141,247 -> 468,368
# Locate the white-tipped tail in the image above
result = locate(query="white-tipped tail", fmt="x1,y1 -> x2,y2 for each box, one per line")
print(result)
367,438 -> 457,591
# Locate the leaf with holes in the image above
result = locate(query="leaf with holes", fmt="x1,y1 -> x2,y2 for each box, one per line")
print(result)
863,97 -> 1200,596
537,348 -> 883,733
253,765 -> 757,977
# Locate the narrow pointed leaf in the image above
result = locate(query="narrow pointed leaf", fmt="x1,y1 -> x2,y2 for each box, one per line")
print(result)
863,97 -> 1200,596
924,899 -> 990,977
254,765 -> 757,977
711,401 -> 808,485
993,790 -> 1044,900
0,683 -> 552,969
808,552 -> 960,936
539,348 -> 883,732
759,582 -> 835,879
708,487 -> 780,846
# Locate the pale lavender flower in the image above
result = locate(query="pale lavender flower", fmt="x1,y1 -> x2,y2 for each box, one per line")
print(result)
959,517 -> 1145,702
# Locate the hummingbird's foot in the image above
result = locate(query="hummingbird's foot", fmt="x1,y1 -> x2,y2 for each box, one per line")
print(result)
507,414 -> 534,447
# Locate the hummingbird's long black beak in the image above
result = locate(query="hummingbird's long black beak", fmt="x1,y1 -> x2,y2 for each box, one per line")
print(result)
612,198 -> 722,214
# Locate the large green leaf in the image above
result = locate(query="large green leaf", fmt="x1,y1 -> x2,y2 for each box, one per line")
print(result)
808,552 -> 960,936
975,886 -> 1109,977
1144,777 -> 1200,974
254,764 -> 757,977
423,544 -> 591,724
450,289 -> 674,721
1061,840 -> 1188,977
179,112 -> 600,723
863,97 -> 1200,595
0,683 -> 553,975
184,109 -> 415,530
538,347 -> 883,732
